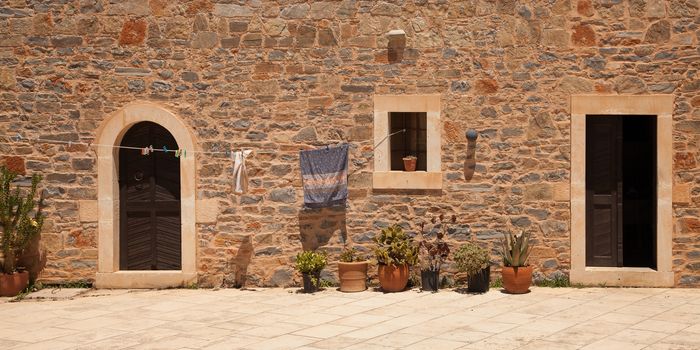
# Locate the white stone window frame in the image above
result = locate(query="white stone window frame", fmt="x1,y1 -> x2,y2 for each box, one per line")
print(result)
570,95 -> 674,287
373,95 -> 442,190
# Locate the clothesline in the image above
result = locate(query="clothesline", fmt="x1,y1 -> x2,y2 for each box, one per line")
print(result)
1,134 -> 231,156
1,129 -> 406,157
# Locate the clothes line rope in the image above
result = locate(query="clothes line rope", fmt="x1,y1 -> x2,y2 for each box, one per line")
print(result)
2,134 -> 231,156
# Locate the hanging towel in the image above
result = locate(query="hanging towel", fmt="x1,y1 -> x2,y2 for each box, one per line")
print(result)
232,150 -> 252,194
300,144 -> 348,208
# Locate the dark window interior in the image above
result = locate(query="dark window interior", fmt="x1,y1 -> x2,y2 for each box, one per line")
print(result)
390,112 -> 427,171
585,115 -> 656,269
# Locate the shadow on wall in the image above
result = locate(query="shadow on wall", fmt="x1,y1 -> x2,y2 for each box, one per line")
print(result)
19,233 -> 46,283
298,206 -> 347,251
225,235 -> 253,288
464,138 -> 477,182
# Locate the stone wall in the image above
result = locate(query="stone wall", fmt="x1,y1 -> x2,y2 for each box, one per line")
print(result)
0,0 -> 698,287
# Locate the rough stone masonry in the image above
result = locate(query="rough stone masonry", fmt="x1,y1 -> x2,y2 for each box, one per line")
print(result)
0,0 -> 698,287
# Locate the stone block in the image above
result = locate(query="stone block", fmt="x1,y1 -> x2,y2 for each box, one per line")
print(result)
78,200 -> 98,222
213,4 -> 252,17
196,199 -> 219,224
524,184 -> 554,201
673,183 -> 691,204
542,29 -> 568,48
553,183 -> 570,202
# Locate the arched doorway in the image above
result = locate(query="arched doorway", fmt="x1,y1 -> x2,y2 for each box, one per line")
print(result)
119,122 -> 181,270
94,102 -> 197,288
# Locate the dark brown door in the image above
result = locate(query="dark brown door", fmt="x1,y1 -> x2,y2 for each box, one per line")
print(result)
119,122 -> 181,270
586,117 -> 622,267
586,116 -> 657,268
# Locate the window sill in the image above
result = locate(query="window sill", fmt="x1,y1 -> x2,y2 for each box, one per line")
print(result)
372,171 -> 442,190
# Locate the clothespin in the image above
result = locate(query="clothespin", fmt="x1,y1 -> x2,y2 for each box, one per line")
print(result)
15,133 -> 22,142
174,149 -> 181,158
149,145 -> 154,153
68,141 -> 72,148
163,146 -> 168,153
141,147 -> 149,156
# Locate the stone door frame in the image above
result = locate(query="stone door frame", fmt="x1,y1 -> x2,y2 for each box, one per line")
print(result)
570,95 -> 674,287
94,102 -> 197,288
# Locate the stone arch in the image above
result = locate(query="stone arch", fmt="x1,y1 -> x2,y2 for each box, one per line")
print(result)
94,102 -> 197,288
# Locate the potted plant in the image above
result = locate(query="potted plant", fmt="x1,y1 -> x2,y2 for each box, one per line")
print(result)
402,155 -> 417,172
0,166 -> 44,297
454,242 -> 490,293
501,231 -> 533,294
295,250 -> 327,293
338,247 -> 368,292
417,214 -> 453,292
373,224 -> 418,292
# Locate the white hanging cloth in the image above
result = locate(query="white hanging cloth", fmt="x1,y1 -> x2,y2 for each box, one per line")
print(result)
232,150 -> 252,194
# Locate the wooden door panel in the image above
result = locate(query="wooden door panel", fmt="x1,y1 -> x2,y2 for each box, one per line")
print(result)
119,122 -> 181,271
586,117 -> 621,267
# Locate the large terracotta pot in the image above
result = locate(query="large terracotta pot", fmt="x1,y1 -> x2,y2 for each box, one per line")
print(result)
0,271 -> 29,297
338,261 -> 368,292
501,266 -> 532,294
378,263 -> 409,292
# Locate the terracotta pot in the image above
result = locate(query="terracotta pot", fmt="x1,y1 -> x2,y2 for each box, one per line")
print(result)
338,261 -> 368,292
403,157 -> 417,172
501,265 -> 532,294
378,263 -> 409,292
0,271 -> 29,297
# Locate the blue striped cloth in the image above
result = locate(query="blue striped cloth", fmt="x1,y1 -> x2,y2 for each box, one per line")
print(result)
300,144 -> 348,208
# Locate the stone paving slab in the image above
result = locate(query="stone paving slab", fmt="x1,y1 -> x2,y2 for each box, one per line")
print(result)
0,287 -> 699,349
23,288 -> 90,301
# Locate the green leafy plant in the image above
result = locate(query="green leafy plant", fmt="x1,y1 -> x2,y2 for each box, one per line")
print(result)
490,277 -> 503,288
373,224 -> 418,266
501,231 -> 531,267
0,166 -> 44,274
339,247 -> 365,263
454,242 -> 490,277
295,251 -> 327,274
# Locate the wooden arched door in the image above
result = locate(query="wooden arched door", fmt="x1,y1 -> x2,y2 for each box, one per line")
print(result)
119,121 -> 181,270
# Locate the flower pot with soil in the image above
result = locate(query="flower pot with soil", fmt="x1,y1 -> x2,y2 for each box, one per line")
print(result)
500,231 -> 533,294
0,166 -> 44,297
417,214 -> 455,292
454,242 -> 490,293
374,224 -> 418,293
295,250 -> 327,293
402,155 -> 417,172
338,248 -> 368,292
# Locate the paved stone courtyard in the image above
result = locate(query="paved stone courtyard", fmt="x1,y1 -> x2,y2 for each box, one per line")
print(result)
1,287 -> 699,350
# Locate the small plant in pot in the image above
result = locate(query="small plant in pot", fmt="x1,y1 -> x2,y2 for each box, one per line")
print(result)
501,231 -> 533,294
295,250 -> 327,293
402,155 -> 417,172
417,214 -> 454,292
373,224 -> 418,292
454,242 -> 490,293
338,247 -> 369,292
0,166 -> 44,297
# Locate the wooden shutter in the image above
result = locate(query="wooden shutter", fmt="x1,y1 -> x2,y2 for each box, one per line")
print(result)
586,117 -> 623,267
119,122 -> 181,270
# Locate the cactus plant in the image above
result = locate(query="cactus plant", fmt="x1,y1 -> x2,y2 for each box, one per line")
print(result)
501,231 -> 531,267
0,166 -> 44,275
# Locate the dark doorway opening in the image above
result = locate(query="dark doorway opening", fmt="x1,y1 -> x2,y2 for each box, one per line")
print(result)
585,116 -> 656,269
119,122 -> 181,270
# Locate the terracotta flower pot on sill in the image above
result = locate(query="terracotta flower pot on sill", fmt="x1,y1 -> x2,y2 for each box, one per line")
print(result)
0,271 -> 29,297
403,156 -> 417,172
338,261 -> 368,292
